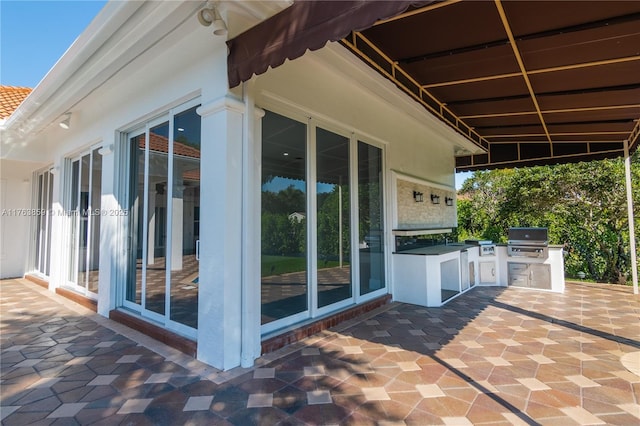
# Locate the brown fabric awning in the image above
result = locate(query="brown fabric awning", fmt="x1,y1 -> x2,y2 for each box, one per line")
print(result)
227,0 -> 431,88
227,0 -> 640,170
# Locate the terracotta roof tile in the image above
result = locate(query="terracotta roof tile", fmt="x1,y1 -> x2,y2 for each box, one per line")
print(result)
0,85 -> 32,119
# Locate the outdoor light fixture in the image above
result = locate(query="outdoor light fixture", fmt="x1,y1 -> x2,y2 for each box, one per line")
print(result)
431,194 -> 440,204
59,112 -> 71,129
413,191 -> 424,203
445,196 -> 454,206
198,3 -> 227,36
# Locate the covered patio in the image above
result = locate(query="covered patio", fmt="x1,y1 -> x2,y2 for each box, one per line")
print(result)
229,0 -> 640,291
1,277 -> 638,424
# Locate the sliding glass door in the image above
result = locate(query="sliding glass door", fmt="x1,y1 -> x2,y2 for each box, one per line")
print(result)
358,142 -> 385,295
316,128 -> 351,308
67,148 -> 101,296
260,112 -> 308,326
261,110 -> 386,332
124,100 -> 201,336
33,168 -> 54,277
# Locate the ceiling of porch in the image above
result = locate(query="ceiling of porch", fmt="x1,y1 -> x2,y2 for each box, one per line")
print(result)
228,0 -> 640,171
342,0 -> 640,171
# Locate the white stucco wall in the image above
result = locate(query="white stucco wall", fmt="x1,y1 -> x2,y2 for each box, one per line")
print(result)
0,160 -> 40,278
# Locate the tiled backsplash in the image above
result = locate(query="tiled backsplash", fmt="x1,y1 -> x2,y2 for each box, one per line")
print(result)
397,179 -> 456,228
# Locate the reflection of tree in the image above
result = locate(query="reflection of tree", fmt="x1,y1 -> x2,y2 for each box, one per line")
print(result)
261,182 -> 384,259
317,185 -> 350,261
262,213 -> 306,255
358,182 -> 381,241
457,154 -> 640,284
263,185 -> 305,215
262,185 -> 307,256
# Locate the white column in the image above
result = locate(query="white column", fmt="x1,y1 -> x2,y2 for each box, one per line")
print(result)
97,143 -> 115,316
147,188 -> 156,265
196,95 -> 245,370
47,162 -> 63,291
240,81 -> 263,368
171,183 -> 184,271
623,139 -> 638,293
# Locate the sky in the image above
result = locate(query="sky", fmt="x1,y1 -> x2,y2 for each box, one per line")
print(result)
1,0 -> 107,88
0,0 -> 473,189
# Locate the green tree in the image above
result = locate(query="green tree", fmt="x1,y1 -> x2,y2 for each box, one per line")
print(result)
457,153 -> 639,284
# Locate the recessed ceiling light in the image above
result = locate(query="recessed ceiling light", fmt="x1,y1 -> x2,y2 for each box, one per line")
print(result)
283,152 -> 289,156
178,127 -> 185,132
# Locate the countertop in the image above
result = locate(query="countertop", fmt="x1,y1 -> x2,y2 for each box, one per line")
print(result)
393,244 -> 476,256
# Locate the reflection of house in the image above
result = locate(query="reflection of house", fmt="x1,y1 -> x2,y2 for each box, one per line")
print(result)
1,1 -> 637,371
288,212 -> 305,222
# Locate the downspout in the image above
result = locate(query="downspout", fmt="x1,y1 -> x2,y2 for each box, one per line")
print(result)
624,139 -> 638,294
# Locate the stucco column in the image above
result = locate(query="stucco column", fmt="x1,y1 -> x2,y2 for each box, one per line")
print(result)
97,143 -> 115,317
196,95 -> 245,370
146,188 -> 156,265
171,182 -> 184,271
240,82 -> 263,368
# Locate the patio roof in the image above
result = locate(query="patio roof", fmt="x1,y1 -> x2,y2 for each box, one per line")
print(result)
227,0 -> 640,171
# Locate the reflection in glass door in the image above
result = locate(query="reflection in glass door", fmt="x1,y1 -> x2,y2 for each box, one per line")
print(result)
358,142 -> 385,295
261,110 -> 387,332
33,168 -> 54,276
68,148 -> 102,296
316,128 -> 351,308
261,111 -> 308,325
125,102 -> 201,334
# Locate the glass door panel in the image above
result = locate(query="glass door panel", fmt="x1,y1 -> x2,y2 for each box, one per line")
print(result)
261,111 -> 308,325
35,173 -> 44,272
127,132 -> 145,304
169,106 -> 201,329
146,121 -> 170,317
358,142 -> 385,296
67,150 -> 101,296
87,148 -> 102,293
44,171 -> 53,275
316,128 -> 351,308
124,102 -> 201,335
77,154 -> 90,288
68,159 -> 80,284
33,169 -> 54,276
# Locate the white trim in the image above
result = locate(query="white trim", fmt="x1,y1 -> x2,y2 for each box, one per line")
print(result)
308,118 -> 318,318
98,144 -> 114,156
624,139 -> 638,293
197,95 -> 246,118
391,169 -> 456,192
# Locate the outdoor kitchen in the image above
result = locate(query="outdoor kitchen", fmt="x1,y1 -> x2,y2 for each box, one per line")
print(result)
391,172 -> 565,307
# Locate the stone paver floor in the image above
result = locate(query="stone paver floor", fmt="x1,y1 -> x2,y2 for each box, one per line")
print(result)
1,278 -> 639,425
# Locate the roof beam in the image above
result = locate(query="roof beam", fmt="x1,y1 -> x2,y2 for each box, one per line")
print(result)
460,104 -> 640,119
485,131 -> 631,138
475,118 -> 634,130
401,11 -> 640,64
342,31 -> 490,150
446,83 -> 640,106
424,56 -> 640,89
373,0 -> 462,26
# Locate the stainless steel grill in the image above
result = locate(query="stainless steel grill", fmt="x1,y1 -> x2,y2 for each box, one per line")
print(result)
507,227 -> 549,258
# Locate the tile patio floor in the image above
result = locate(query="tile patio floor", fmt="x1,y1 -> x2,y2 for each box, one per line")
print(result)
1,278 -> 639,425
